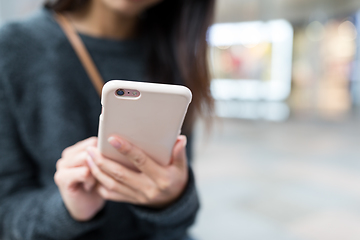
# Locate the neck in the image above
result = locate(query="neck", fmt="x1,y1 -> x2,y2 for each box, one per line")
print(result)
67,1 -> 139,40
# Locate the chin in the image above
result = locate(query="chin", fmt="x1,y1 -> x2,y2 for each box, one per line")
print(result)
102,0 -> 162,17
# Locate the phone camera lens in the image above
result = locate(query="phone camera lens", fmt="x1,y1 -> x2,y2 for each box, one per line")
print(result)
116,89 -> 125,96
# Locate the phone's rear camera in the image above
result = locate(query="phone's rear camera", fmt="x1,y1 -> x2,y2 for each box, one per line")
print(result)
116,89 -> 125,96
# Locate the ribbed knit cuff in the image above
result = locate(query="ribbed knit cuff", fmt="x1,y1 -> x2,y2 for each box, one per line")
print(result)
41,188 -> 106,239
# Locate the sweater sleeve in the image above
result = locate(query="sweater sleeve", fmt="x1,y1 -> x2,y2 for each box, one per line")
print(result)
0,81 -> 105,240
128,167 -> 200,237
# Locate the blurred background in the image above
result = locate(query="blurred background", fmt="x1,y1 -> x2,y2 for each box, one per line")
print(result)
1,0 -> 360,239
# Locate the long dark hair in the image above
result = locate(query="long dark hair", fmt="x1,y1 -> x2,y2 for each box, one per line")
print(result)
45,0 -> 215,134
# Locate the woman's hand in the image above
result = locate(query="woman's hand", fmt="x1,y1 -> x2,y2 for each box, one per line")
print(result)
54,137 -> 105,221
86,135 -> 188,208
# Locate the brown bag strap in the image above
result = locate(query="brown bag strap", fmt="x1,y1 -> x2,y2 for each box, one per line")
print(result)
53,12 -> 104,97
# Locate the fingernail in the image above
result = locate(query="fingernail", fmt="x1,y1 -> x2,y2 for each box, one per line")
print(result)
86,155 -> 95,168
86,147 -> 95,159
108,137 -> 121,149
183,137 -> 187,147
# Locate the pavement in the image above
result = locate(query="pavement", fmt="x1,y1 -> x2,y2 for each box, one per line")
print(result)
189,117 -> 360,240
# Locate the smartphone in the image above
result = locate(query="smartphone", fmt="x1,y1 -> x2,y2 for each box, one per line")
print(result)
97,80 -> 192,170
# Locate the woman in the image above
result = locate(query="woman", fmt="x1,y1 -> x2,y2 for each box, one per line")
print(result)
0,0 -> 214,239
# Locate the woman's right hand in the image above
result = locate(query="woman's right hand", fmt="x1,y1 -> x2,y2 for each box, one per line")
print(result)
54,137 -> 105,221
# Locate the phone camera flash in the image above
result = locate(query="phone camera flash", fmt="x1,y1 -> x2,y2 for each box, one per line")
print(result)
133,92 -> 137,96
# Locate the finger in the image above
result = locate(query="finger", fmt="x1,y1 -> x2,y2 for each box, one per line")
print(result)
83,174 -> 97,192
62,137 -> 98,158
171,135 -> 188,170
54,166 -> 91,190
87,146 -> 153,192
73,137 -> 98,150
96,185 -> 137,203
107,136 -> 166,181
86,154 -> 138,198
56,151 -> 88,169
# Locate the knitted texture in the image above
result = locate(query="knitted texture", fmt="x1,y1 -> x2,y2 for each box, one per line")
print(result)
0,8 -> 199,240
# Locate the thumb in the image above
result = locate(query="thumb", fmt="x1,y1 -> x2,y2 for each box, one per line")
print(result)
172,135 -> 188,169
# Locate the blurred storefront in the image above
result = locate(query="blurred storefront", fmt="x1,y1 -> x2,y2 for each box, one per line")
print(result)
291,18 -> 357,119
209,15 -> 360,121
208,0 -> 360,122
208,20 -> 293,121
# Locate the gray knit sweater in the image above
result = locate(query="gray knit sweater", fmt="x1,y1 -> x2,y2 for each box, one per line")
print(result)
0,8 -> 199,240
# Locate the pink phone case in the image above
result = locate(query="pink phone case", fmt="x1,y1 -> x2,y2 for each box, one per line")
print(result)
98,80 -> 192,170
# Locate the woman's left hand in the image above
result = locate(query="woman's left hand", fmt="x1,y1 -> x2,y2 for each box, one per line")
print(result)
86,135 -> 188,208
